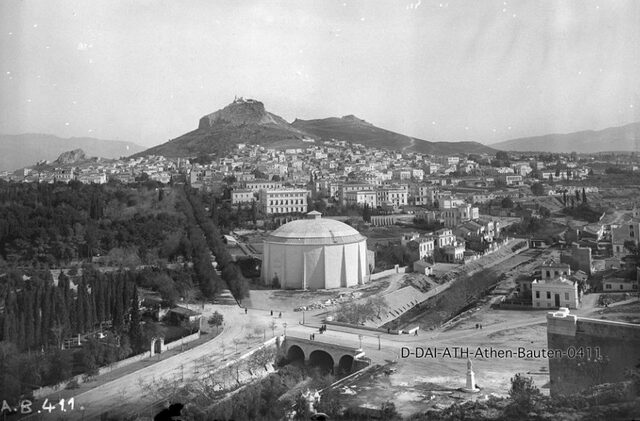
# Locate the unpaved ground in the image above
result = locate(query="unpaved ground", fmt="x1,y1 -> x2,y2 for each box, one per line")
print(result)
33,242 -> 604,420
299,299 -> 552,418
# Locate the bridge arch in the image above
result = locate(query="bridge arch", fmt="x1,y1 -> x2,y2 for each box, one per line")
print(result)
338,354 -> 354,374
309,350 -> 334,374
286,345 -> 305,364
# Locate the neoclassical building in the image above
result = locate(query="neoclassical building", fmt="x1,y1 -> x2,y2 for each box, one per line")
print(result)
261,211 -> 369,289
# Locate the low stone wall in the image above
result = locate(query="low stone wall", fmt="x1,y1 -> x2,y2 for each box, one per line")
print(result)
162,331 -> 201,352
33,331 -> 203,399
324,320 -> 399,334
369,265 -> 407,281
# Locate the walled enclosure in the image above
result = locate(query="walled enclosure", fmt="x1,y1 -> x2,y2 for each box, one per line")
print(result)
547,309 -> 640,396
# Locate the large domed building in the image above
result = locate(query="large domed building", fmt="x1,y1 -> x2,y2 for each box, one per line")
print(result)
261,211 -> 370,289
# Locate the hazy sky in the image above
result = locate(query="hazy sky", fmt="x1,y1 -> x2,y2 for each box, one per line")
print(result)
1,0 -> 639,147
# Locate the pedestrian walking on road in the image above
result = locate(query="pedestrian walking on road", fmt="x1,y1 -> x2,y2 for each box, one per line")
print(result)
245,307 -> 248,314
270,310 -> 273,316
279,312 -> 282,318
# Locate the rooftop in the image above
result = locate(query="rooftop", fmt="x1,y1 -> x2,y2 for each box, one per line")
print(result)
265,212 -> 366,245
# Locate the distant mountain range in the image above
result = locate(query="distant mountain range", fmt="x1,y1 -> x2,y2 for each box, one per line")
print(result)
491,122 -> 640,153
0,134 -> 146,172
136,98 -> 495,158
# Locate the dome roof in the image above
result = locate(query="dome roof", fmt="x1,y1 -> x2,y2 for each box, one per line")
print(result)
265,213 -> 366,245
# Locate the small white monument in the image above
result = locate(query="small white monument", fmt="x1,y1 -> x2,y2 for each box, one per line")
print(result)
462,358 -> 480,393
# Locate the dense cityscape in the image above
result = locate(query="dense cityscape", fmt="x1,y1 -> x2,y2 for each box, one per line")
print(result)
1,1 -> 639,420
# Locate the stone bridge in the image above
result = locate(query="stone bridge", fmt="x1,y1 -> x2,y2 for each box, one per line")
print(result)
282,335 -> 368,374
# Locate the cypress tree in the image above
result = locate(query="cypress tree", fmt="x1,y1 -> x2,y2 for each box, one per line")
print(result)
129,287 -> 142,352
76,280 -> 86,333
582,188 -> 587,203
33,283 -> 43,349
112,278 -> 124,330
41,283 -> 53,347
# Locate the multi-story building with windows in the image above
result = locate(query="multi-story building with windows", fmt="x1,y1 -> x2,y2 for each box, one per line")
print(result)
339,183 -> 375,205
417,237 -> 435,259
259,189 -> 309,215
376,185 -> 408,207
532,277 -> 578,309
434,228 -> 456,248
245,180 -> 283,192
344,190 -> 377,208
231,189 -> 255,205
442,203 -> 480,228
531,260 -> 578,309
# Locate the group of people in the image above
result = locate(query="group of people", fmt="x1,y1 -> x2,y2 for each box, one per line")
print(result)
475,323 -> 483,330
310,324 -> 328,341
270,310 -> 283,318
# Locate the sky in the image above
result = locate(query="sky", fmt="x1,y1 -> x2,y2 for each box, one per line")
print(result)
1,0 -> 639,147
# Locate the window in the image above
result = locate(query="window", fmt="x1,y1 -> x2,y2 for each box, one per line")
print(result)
536,302 -> 540,307
606,284 -> 612,289
547,303 -> 551,307
546,291 -> 551,299
564,293 -> 569,300
546,271 -> 551,278
535,291 -> 540,299
620,285 -> 624,290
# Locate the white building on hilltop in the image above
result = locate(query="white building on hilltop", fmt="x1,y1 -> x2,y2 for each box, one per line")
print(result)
261,211 -> 370,289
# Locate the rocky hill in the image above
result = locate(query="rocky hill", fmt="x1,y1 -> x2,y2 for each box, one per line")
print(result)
491,121 -> 640,153
292,115 -> 495,155
0,134 -> 145,172
54,148 -> 88,165
137,98 -> 310,158
138,98 -> 495,158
